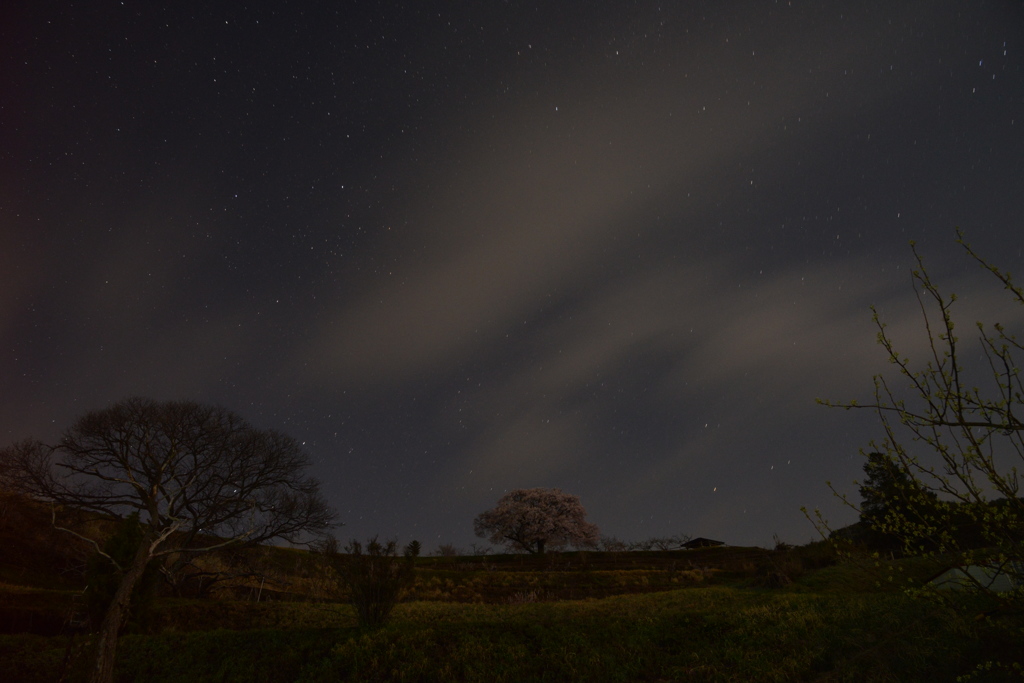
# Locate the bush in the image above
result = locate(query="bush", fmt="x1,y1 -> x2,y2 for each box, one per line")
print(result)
433,543 -> 461,557
334,538 -> 415,629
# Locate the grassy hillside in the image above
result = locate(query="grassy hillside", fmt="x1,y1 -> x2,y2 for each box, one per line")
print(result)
0,492 -> 94,591
2,493 -> 1021,682
4,586 -> 1021,682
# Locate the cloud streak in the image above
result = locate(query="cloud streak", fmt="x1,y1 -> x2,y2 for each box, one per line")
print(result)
296,2 -> 951,395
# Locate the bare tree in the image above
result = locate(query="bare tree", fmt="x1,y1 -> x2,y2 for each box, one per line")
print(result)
599,535 -> 630,552
816,232 -> 1024,612
474,488 -> 599,554
647,534 -> 693,551
1,397 -> 336,683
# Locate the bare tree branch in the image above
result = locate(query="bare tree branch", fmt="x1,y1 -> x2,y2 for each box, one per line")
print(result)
0,397 -> 338,683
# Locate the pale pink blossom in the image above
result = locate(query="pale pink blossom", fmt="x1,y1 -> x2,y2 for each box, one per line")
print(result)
474,487 -> 600,554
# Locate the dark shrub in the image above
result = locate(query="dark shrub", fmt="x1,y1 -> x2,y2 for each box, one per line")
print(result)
335,538 -> 415,629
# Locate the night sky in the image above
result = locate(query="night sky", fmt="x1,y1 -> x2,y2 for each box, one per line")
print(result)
3,1 -> 1023,549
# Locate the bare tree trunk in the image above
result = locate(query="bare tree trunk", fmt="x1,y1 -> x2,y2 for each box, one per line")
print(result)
90,538 -> 152,683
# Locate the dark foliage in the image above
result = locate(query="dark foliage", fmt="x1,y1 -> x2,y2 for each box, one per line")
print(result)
333,538 -> 415,629
857,451 -> 940,553
84,514 -> 159,633
820,234 -> 1024,613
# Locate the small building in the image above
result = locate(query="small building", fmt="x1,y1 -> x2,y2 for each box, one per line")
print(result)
928,561 -> 1023,593
682,537 -> 725,549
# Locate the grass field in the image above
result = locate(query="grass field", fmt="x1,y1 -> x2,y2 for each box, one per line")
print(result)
3,563 -> 1023,682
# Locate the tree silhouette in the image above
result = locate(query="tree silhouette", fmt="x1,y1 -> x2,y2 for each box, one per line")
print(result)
1,397 -> 336,683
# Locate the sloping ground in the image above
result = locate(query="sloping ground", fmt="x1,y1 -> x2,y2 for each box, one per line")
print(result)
0,492 -> 92,591
420,545 -> 772,573
163,545 -> 783,605
0,542 -> 782,634
0,493 -> 109,635
5,587 -> 1021,683
0,585 -> 84,635
0,494 -> 839,634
